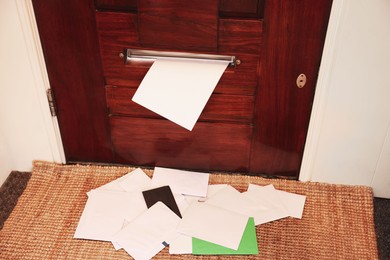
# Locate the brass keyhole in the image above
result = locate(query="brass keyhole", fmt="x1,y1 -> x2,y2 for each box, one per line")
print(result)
296,74 -> 307,88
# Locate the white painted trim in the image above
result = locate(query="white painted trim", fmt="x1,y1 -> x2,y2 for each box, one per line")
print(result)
299,0 -> 347,181
370,121 -> 390,198
15,0 -> 66,163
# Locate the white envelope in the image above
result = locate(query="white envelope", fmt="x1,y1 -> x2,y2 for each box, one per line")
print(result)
92,173 -> 132,192
118,168 -> 151,192
122,192 -> 149,223
121,194 -> 188,244
205,185 -> 267,217
173,193 -> 190,216
113,202 -> 181,260
92,168 -> 147,192
151,167 -> 209,197
248,183 -> 306,219
206,184 -> 229,199
169,185 -> 235,255
177,202 -> 248,250
132,58 -> 229,131
169,234 -> 193,255
182,184 -> 229,205
243,184 -> 290,225
74,190 -> 147,242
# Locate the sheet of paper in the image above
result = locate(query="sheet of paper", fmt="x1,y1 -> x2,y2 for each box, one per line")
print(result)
174,193 -> 190,216
91,168 -> 150,193
177,202 -> 248,250
206,184 -> 229,199
74,190 -> 147,242
169,234 -> 193,255
192,217 -> 258,255
248,184 -> 306,219
169,218 -> 258,255
182,184 -> 229,204
118,168 -> 151,192
123,192 -> 149,223
205,185 -> 267,217
92,172 -> 134,192
132,58 -> 229,131
151,167 -> 209,197
113,202 -> 181,260
242,184 -> 290,225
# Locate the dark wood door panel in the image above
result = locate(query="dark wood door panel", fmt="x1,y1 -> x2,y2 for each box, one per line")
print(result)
219,0 -> 265,19
106,86 -> 255,123
200,94 -> 255,123
110,116 -> 252,172
105,76 -> 257,97
96,12 -> 139,47
95,0 -> 137,12
106,87 -> 156,118
138,0 -> 218,52
218,19 -> 263,55
32,0 -> 113,162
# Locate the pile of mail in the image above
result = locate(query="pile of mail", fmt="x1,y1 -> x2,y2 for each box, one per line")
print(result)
74,167 -> 306,259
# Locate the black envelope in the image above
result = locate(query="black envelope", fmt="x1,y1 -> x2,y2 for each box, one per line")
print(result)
142,185 -> 182,218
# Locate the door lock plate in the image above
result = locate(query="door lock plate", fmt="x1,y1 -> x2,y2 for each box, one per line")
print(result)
296,74 -> 307,88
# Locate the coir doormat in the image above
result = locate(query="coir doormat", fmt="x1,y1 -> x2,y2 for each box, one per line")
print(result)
0,161 -> 378,259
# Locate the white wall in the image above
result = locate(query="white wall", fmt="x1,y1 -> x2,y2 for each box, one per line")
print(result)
301,0 -> 390,198
0,0 -> 65,185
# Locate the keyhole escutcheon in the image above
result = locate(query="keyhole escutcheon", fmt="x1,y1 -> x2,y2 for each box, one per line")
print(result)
296,74 -> 307,88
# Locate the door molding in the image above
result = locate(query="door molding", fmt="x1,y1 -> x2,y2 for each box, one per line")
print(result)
299,0 -> 346,181
15,0 -> 66,163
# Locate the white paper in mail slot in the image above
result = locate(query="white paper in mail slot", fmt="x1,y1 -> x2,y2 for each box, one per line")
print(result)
132,58 -> 229,131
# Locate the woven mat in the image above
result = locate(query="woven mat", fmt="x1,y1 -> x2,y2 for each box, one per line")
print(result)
0,161 -> 378,259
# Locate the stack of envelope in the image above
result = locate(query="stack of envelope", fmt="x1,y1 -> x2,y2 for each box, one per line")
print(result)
74,167 -> 306,260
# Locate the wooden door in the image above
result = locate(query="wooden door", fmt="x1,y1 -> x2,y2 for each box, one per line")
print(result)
32,0 -> 333,178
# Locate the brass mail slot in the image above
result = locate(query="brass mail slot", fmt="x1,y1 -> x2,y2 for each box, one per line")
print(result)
124,49 -> 238,67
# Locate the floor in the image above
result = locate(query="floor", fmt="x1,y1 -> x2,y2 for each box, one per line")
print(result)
374,197 -> 390,259
0,171 -> 389,259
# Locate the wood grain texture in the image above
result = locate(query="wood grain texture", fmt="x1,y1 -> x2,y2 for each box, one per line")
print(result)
110,116 -> 252,172
96,12 -> 139,47
138,0 -> 218,51
105,75 -> 258,96
219,19 -> 263,55
32,0 -> 113,162
95,11 -> 140,80
100,57 -> 258,96
249,0 -> 333,175
106,86 -> 255,123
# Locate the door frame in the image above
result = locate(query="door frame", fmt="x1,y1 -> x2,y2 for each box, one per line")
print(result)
16,0 -> 66,164
299,0 -> 345,181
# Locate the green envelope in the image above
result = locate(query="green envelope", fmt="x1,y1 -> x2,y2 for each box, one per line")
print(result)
192,217 -> 258,255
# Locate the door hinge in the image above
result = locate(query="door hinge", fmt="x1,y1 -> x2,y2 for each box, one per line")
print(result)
46,89 -> 57,117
